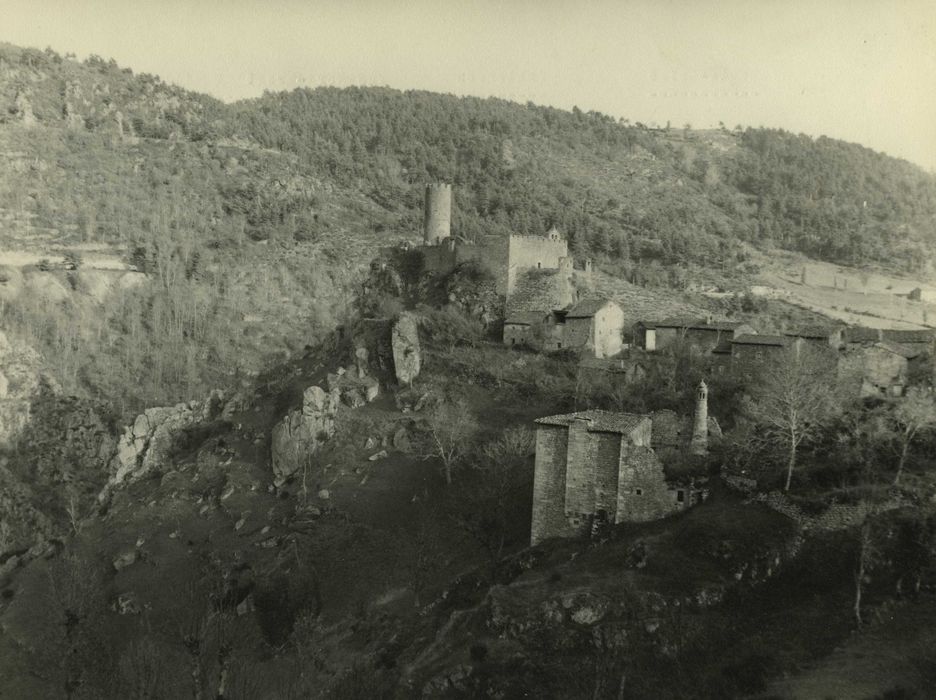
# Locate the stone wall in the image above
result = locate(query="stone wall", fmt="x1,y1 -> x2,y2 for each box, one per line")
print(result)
503,323 -> 533,347
594,304 -> 625,358
510,269 -> 575,317
616,442 -> 680,522
507,234 -> 568,295
838,345 -> 907,397
593,432 -> 623,520
562,317 -> 594,354
531,425 -> 577,544
753,491 -> 905,532
564,419 -> 595,517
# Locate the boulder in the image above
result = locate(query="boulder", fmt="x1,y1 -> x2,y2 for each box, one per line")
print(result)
270,385 -> 340,485
392,426 -> 413,452
112,549 -> 138,571
354,346 -> 369,378
391,312 -> 421,385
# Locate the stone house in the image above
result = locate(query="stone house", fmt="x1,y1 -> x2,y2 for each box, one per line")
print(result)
542,299 -> 624,358
880,329 -> 935,356
530,385 -> 711,544
908,287 -> 936,303
837,340 -> 917,398
784,325 -> 843,349
634,317 -> 755,353
502,310 -> 547,347
730,334 -> 801,379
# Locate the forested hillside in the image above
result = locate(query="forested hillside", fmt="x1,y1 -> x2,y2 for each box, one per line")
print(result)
1,43 -> 935,411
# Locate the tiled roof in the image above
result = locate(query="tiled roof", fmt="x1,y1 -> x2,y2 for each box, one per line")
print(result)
843,327 -> 883,343
875,340 -> 921,359
784,325 -> 839,339
566,298 -> 615,318
535,410 -> 649,435
881,329 -> 936,344
653,317 -> 747,332
505,311 -> 547,326
731,334 -> 789,347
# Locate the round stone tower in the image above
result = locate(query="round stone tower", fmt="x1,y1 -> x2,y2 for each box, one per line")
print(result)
423,183 -> 452,246
690,380 -> 709,456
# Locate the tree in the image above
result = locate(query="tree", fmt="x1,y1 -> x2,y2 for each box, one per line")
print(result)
853,516 -> 881,625
889,387 -> 936,485
418,398 -> 478,484
743,345 -> 839,490
456,427 -> 534,575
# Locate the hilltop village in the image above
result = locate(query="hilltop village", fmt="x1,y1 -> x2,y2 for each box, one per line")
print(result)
364,184 -> 936,546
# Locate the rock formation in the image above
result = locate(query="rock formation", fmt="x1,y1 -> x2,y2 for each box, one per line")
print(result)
392,312 -> 421,385
107,389 -> 230,488
270,385 -> 341,485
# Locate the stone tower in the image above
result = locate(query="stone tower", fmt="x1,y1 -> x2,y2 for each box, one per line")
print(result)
423,183 -> 452,246
690,380 -> 708,455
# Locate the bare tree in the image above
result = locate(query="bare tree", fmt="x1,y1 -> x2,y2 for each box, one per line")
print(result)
889,387 -> 936,485
456,427 -> 534,575
854,516 -> 882,625
418,398 -> 478,484
743,345 -> 839,490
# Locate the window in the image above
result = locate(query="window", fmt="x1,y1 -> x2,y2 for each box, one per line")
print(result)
677,490 -> 685,503
557,342 -> 562,349
511,338 -> 515,345
537,262 -> 541,268
634,488 -> 643,496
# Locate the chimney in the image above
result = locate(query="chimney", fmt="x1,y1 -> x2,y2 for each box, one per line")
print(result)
690,380 -> 708,456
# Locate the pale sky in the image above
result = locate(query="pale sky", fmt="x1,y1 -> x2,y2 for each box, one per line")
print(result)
2,0 -> 935,170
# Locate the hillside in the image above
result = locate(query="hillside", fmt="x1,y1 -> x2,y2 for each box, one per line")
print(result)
2,42 -> 936,413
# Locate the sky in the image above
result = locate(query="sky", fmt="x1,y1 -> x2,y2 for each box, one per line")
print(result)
2,0 -> 935,170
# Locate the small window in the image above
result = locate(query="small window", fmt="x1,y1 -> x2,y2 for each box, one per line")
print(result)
511,338 -> 515,345
677,490 -> 685,503
634,488 -> 643,496
557,342 -> 562,349
537,262 -> 542,268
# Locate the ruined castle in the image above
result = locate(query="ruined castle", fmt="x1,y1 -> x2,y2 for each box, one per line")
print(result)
414,183 -> 591,311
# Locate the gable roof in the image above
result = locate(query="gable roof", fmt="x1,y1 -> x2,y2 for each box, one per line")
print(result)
535,410 -> 649,435
653,317 -> 749,332
565,298 -> 617,318
843,327 -> 884,343
881,329 -> 936,344
784,325 -> 840,340
505,310 -> 547,326
874,340 -> 921,359
731,333 -> 789,347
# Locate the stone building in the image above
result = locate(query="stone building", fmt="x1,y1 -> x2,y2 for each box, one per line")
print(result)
507,227 -> 569,296
502,310 -> 548,347
784,325 -> 843,349
531,384 -> 712,544
837,341 -> 917,398
729,334 -> 801,379
541,299 -> 624,358
634,317 -> 755,353
908,287 -> 936,303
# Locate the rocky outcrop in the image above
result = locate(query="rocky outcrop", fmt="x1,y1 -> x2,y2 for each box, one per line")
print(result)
0,331 -> 49,448
326,366 -> 380,408
107,389 -> 231,488
392,312 -> 421,385
270,385 -> 341,486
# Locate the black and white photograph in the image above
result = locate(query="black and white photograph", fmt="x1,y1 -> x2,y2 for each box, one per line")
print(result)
0,1 -> 935,697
